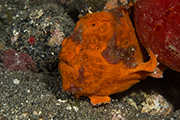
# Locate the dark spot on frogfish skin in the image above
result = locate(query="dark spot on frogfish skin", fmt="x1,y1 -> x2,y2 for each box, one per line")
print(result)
71,28 -> 83,44
66,83 -> 83,93
123,45 -> 137,68
109,8 -> 124,23
102,34 -> 136,68
77,66 -> 85,84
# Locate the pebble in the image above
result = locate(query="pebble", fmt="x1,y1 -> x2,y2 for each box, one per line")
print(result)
27,89 -> 31,93
57,99 -> 67,103
13,79 -> 20,84
72,106 -> 79,112
66,104 -> 72,110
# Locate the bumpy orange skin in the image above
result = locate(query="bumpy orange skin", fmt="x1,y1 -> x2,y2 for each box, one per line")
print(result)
59,5 -> 160,105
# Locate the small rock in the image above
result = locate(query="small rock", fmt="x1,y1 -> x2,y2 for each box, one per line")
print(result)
13,79 -> 20,85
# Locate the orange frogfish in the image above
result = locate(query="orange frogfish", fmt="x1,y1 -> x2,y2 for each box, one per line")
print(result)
58,3 -> 163,105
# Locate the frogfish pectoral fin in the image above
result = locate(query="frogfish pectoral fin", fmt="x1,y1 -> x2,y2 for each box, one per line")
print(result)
136,49 -> 165,78
89,95 -> 111,106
